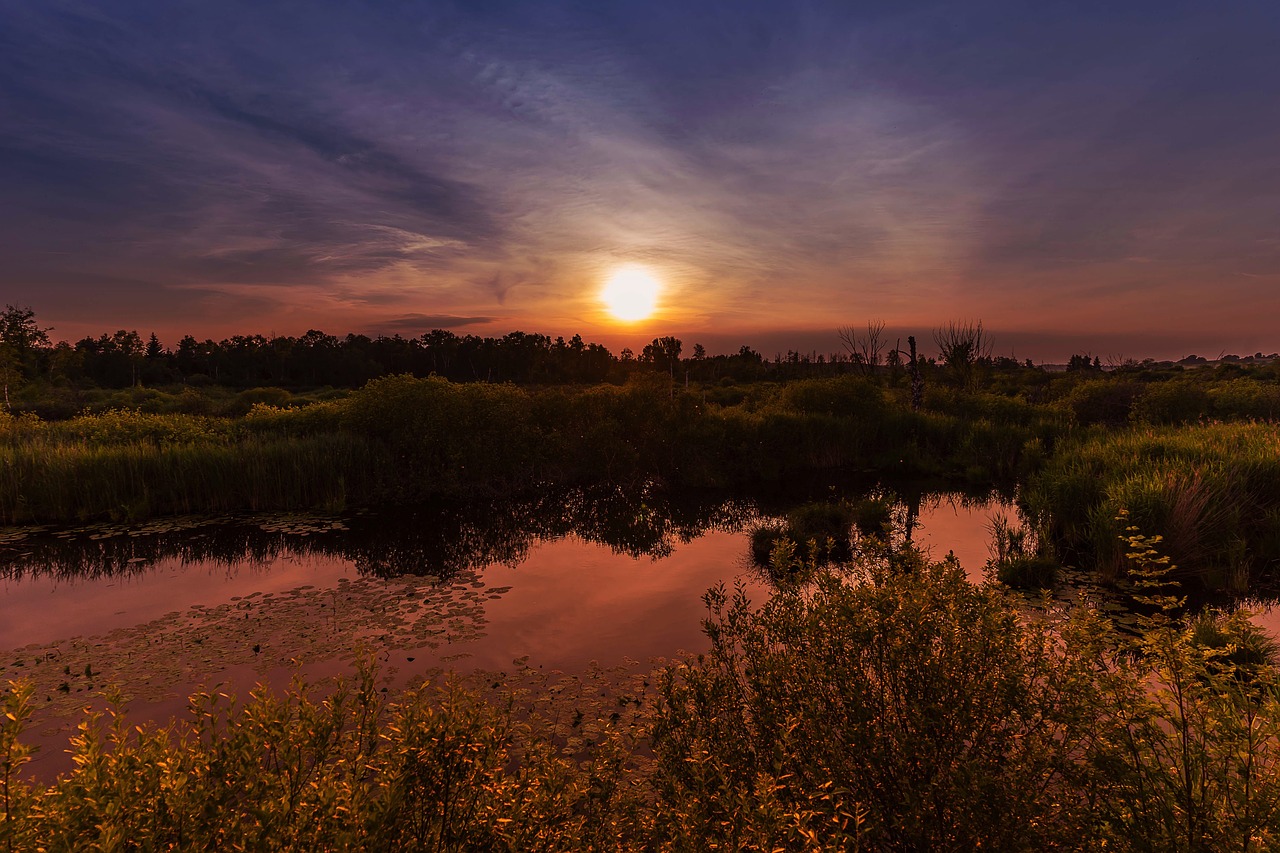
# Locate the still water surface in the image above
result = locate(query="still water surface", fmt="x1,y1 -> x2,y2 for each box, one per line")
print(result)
6,486 -> 1280,779
1,490 -> 999,685
2,511 -> 991,659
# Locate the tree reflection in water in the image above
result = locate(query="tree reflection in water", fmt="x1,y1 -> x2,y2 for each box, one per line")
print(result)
0,478 -> 1002,584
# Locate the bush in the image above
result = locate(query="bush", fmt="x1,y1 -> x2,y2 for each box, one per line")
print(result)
1061,378 -> 1145,426
652,553 -> 1106,849
1131,379 -> 1212,424
780,376 -> 885,418
0,665 -> 643,851
9,545 -> 1280,848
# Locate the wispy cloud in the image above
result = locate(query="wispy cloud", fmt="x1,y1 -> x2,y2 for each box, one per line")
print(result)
372,314 -> 497,334
2,0 -> 1278,353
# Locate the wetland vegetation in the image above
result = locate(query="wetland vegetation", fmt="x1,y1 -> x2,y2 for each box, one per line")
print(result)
7,313 -> 1280,599
7,308 -> 1280,847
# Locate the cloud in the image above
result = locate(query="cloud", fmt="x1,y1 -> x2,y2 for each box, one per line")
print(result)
372,314 -> 497,333
2,0 -> 1278,347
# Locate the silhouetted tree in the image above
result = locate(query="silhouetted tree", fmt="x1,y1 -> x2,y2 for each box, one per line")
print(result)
838,320 -> 886,377
933,321 -> 992,389
0,305 -> 51,410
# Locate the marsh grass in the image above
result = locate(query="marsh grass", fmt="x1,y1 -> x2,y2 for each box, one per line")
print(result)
1025,422 -> 1280,591
0,431 -> 376,523
1,376 -> 1059,523
851,494 -> 894,537
749,500 -> 859,571
1189,610 -> 1280,676
986,512 -> 1059,589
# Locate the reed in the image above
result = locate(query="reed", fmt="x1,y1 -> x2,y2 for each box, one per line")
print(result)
0,424 -> 377,523
0,376 -> 1061,523
1024,422 -> 1280,590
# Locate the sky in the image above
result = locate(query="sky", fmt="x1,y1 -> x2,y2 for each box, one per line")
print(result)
2,0 -> 1278,360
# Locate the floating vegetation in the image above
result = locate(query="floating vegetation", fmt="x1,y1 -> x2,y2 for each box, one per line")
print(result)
254,512 -> 350,535
2,570 -> 513,732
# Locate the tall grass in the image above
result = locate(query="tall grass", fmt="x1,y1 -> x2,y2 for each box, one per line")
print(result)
1023,422 -> 1280,590
0,375 -> 1060,523
0,409 -> 375,523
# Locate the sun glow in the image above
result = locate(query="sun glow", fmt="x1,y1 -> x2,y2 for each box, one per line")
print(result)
600,266 -> 662,322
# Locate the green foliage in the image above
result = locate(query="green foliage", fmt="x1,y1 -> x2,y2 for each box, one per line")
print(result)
749,524 -> 788,568
1084,526 -> 1280,850
1131,379 -> 1212,425
987,512 -> 1058,589
749,501 -> 859,571
0,409 -> 374,523
1,663 -> 644,851
1210,378 -> 1280,421
1025,423 -> 1280,590
1060,378 -> 1145,426
995,554 -> 1059,590
850,495 -> 894,537
779,376 -> 885,418
653,552 -> 1105,850
785,501 -> 856,546
0,375 -> 1063,523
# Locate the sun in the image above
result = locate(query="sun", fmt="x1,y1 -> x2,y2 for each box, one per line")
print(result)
600,265 -> 662,322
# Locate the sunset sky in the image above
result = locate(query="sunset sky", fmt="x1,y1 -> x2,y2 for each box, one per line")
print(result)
2,0 -> 1277,360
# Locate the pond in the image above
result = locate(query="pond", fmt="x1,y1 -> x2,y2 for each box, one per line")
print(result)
0,483 -> 1002,773
11,480 -> 1277,781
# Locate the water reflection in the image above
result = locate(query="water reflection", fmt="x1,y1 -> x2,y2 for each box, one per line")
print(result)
0,480 -> 1009,772
0,480 -> 994,584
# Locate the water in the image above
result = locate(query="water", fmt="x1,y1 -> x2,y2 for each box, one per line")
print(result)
0,485 -> 1003,777
0,489 -> 1001,675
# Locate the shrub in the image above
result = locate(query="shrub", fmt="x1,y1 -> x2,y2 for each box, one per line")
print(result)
779,376 -> 885,418
1061,378 -> 1145,426
652,553 -> 1107,849
1131,379 -> 1212,424
1,664 -> 643,851
9,543 -> 1280,847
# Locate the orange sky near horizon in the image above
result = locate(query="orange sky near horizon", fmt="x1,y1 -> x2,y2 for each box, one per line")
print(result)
5,1 -> 1278,363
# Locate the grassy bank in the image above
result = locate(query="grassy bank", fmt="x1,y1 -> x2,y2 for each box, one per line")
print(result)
1023,421 -> 1280,591
0,375 -> 1058,523
0,409 -> 376,522
5,544 -> 1280,850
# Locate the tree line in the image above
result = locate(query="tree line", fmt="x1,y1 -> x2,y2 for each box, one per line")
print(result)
1,306 -> 1024,395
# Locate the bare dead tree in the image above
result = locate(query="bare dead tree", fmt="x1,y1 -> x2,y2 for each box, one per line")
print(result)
907,335 -> 924,410
837,320 -> 886,377
1105,353 -> 1140,371
933,320 -> 992,389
